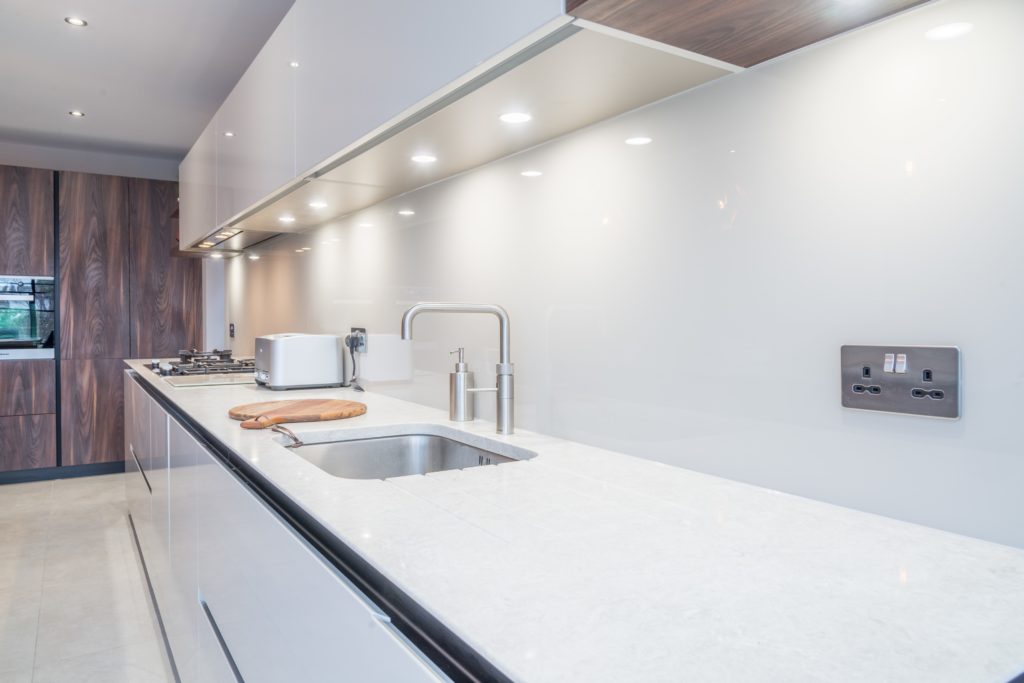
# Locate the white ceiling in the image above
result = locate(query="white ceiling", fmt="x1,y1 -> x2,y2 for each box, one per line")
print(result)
0,0 -> 295,162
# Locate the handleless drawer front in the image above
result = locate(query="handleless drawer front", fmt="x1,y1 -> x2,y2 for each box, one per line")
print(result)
0,360 -> 55,416
0,414 -> 56,472
196,448 -> 445,683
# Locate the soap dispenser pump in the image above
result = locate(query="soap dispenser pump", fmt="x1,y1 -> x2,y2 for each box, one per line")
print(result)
449,347 -> 473,422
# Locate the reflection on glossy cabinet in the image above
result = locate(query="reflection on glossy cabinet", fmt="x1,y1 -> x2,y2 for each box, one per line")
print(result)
179,118 -> 218,250
0,165 -> 54,276
215,9 -> 296,227
292,0 -> 564,175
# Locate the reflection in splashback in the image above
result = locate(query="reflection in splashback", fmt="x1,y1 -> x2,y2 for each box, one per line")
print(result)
226,0 -> 1024,547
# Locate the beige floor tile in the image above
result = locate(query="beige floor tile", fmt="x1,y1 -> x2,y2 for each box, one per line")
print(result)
42,532 -> 134,588
0,666 -> 33,683
31,641 -> 172,683
0,586 -> 41,674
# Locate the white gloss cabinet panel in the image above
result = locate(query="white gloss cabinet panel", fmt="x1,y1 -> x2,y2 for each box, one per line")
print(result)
124,372 -> 151,539
178,117 -> 218,248
215,10 -> 296,227
292,0 -> 564,175
194,447 -> 444,683
196,605 -> 238,683
165,418 -> 201,682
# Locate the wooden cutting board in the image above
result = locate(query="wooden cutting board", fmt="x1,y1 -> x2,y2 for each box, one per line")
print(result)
228,399 -> 367,429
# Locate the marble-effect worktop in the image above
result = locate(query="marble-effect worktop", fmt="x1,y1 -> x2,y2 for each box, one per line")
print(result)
127,361 -> 1024,682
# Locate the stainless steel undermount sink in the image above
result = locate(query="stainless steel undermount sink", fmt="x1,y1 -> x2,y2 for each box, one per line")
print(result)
291,433 -> 533,480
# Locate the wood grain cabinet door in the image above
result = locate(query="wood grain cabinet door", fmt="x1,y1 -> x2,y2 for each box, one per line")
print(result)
58,172 -> 130,360
0,414 -> 57,472
0,360 -> 55,416
60,358 -> 125,466
0,165 -> 54,276
129,179 -> 203,358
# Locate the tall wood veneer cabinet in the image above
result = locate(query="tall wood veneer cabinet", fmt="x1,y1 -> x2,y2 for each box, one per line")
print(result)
58,172 -> 202,468
129,178 -> 203,358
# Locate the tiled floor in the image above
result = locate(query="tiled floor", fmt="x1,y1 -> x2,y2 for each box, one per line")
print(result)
0,473 -> 173,682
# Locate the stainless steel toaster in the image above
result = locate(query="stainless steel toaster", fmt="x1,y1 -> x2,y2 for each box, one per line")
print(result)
254,333 -> 349,390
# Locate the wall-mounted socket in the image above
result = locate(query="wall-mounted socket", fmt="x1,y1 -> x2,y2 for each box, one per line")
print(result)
349,327 -> 367,353
229,323 -> 235,339
841,345 -> 960,419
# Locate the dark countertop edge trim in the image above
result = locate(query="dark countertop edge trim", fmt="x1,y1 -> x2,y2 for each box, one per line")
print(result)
129,370 -> 512,683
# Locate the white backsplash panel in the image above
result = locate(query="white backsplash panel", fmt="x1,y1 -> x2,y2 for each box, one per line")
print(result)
226,0 -> 1024,547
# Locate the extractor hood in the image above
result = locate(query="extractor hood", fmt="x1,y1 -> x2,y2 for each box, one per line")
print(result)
203,19 -> 739,250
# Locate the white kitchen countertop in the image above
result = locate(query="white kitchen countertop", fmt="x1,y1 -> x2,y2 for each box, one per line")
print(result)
127,361 -> 1024,683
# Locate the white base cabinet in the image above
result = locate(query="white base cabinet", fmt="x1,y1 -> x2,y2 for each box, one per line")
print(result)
124,373 -> 446,682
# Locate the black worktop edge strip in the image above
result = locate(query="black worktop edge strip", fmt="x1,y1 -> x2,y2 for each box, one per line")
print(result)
130,371 -> 513,683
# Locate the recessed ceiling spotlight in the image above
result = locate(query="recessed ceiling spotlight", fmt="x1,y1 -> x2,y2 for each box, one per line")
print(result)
411,154 -> 437,164
500,112 -> 532,124
248,254 -> 260,261
223,131 -> 235,137
397,209 -> 415,216
289,61 -> 300,68
210,253 -> 224,259
308,200 -> 328,209
301,247 -> 312,251
64,17 -> 87,27
68,110 -> 85,117
295,249 -> 304,253
215,233 -> 231,239
520,170 -> 543,177
625,136 -> 652,146
925,22 -> 973,40
279,215 -> 296,224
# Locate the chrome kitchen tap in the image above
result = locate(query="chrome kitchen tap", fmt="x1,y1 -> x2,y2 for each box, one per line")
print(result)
400,303 -> 514,434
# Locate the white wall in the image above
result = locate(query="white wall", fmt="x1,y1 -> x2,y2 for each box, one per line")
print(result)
0,139 -> 178,180
226,0 -> 1024,548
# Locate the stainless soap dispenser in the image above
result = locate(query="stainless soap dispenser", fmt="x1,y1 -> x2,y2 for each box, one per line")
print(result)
449,347 -> 473,421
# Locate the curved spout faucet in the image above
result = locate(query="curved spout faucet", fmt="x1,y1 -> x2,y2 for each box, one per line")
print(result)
400,302 -> 514,434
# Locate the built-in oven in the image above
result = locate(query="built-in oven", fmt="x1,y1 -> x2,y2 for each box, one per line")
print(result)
0,275 -> 56,360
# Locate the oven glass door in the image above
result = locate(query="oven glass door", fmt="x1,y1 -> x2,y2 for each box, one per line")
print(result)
0,276 -> 56,349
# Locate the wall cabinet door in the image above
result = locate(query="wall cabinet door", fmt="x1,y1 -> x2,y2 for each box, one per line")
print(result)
179,118 -> 218,249
0,360 -> 55,416
215,10 -> 296,227
60,358 -> 125,466
292,0 -> 563,175
0,165 -> 53,276
0,414 -> 56,472
195,445 -> 444,682
58,171 -> 130,359
128,178 -> 203,358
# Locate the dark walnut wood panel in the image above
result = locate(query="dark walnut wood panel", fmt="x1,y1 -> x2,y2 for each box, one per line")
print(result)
567,0 -> 929,67
129,178 -> 203,358
59,172 -> 130,360
0,414 -> 57,472
0,360 -> 55,416
60,358 -> 125,465
0,165 -> 54,276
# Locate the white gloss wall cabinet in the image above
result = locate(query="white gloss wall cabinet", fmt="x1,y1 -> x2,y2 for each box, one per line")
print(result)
178,117 -> 219,251
226,0 -> 1024,548
291,0 -> 564,176
178,0 -> 565,242
215,10 -> 297,227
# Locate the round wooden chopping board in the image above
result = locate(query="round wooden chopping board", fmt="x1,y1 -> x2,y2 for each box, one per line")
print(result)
228,398 -> 367,429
